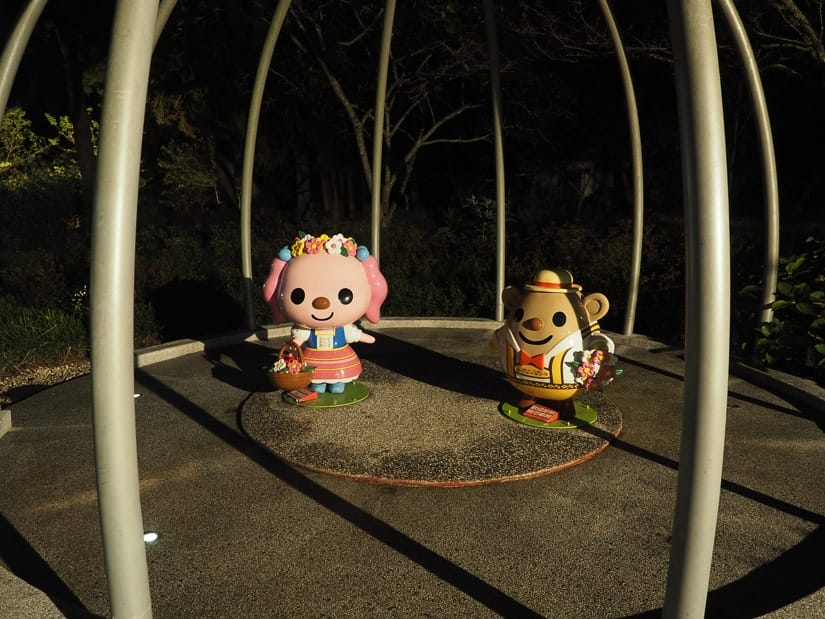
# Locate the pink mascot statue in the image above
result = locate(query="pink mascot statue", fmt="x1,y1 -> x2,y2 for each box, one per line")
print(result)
263,233 -> 388,394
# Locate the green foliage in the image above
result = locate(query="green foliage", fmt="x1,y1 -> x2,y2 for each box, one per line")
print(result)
376,196 -> 692,338
136,225 -> 210,292
157,138 -> 220,210
752,237 -> 825,380
134,301 -> 162,348
381,221 -> 470,316
0,251 -> 70,307
0,107 -> 91,188
0,296 -> 88,370
10,0 -> 825,370
501,214 -> 689,342
0,107 -> 88,273
45,110 -> 99,157
460,195 -> 499,243
0,107 -> 52,180
380,195 -> 502,317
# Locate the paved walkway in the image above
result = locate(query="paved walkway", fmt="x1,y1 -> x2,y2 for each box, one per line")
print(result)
1,319 -> 824,618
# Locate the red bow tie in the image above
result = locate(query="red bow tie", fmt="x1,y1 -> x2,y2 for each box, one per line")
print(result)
519,351 -> 545,369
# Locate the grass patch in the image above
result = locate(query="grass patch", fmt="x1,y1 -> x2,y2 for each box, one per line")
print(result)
0,297 -> 89,372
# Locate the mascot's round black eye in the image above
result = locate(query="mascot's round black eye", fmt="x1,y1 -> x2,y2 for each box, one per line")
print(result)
552,311 -> 567,327
514,308 -> 524,321
338,288 -> 353,305
290,288 -> 305,304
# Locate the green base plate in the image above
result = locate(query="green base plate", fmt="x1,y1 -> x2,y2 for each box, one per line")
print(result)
500,400 -> 598,429
283,382 -> 370,408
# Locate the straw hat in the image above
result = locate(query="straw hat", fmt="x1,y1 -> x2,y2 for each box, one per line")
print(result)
524,269 -> 582,293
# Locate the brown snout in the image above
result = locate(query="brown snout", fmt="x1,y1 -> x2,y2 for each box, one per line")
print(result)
312,297 -> 330,309
522,317 -> 544,331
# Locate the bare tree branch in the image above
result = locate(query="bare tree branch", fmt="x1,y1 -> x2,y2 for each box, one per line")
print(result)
286,2 -> 490,221
766,0 -> 825,66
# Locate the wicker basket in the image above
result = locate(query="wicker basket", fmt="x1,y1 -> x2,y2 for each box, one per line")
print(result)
268,342 -> 313,390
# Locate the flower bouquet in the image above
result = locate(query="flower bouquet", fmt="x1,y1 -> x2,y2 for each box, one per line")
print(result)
268,341 -> 315,390
574,349 -> 621,392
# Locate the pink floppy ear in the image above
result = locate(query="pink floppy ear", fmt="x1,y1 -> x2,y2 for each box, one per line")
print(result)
361,255 -> 388,323
263,258 -> 289,323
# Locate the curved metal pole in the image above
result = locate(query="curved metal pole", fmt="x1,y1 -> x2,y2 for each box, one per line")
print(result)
597,0 -> 644,336
91,0 -> 159,616
664,1 -> 731,617
715,0 -> 779,325
153,0 -> 179,50
0,0 -> 48,123
240,0 -> 292,329
370,0 -> 397,263
483,0 -> 506,322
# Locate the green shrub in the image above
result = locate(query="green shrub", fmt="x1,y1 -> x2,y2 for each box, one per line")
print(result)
378,202 -> 500,318
134,301 -> 163,348
501,215 -> 688,343
136,225 -> 209,293
752,236 -> 825,380
0,297 -> 88,370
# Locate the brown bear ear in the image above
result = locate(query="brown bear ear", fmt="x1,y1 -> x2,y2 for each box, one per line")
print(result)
583,292 -> 610,321
501,286 -> 522,311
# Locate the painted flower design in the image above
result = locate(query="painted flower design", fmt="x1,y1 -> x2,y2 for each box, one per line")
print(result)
286,356 -> 303,373
290,237 -> 305,257
342,237 -> 358,256
325,233 -> 345,255
577,362 -> 596,379
304,236 -> 324,254
271,352 -> 314,375
286,232 -> 362,258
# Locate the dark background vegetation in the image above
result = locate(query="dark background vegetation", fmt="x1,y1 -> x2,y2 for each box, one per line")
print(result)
2,0 -> 824,377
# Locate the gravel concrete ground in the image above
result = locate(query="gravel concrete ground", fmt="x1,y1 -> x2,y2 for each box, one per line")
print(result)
0,360 -> 90,407
1,320 -> 823,618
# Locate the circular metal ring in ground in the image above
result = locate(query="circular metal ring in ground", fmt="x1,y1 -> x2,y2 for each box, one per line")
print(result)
241,358 -> 622,487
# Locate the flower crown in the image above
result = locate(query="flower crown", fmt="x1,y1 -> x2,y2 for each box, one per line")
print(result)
277,232 -> 369,262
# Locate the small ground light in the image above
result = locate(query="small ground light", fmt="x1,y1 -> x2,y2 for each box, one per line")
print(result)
134,393 -> 142,399
143,532 -> 159,543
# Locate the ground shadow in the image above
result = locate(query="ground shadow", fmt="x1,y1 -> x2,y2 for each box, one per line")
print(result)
203,340 -> 276,392
138,340 -> 825,616
149,279 -> 244,341
626,526 -> 825,617
358,331 -> 513,401
705,524 -> 825,617
0,512 -> 102,618
579,422 -> 825,526
620,355 -> 824,430
135,369 -> 543,618
191,330 -> 513,400
2,383 -> 50,405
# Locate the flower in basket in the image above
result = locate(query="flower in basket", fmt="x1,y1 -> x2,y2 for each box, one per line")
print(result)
269,354 -> 314,375
573,348 -> 621,391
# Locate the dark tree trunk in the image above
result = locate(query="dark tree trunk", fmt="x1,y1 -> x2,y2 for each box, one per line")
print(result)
54,27 -> 96,218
